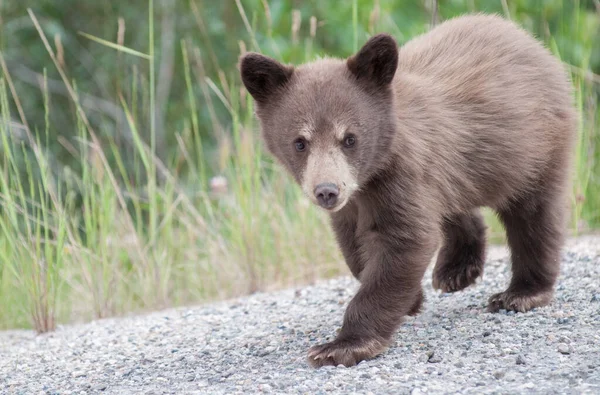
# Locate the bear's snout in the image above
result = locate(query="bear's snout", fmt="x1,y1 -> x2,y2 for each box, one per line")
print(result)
314,183 -> 339,209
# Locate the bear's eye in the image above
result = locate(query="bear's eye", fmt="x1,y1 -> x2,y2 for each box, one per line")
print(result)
294,138 -> 307,152
343,135 -> 356,148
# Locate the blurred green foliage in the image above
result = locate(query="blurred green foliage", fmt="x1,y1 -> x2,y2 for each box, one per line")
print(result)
1,0 -> 598,172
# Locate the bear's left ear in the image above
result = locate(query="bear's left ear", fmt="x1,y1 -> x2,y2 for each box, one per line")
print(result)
240,52 -> 294,105
347,33 -> 398,87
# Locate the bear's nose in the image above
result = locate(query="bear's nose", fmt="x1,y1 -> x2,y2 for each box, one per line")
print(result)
314,183 -> 339,209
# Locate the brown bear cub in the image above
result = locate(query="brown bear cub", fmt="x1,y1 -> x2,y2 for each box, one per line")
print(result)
240,14 -> 577,367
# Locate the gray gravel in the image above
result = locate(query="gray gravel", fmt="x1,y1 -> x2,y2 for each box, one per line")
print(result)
2,236 -> 600,394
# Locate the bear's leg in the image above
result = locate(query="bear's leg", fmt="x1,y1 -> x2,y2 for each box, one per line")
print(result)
307,226 -> 436,368
488,186 -> 566,313
330,206 -> 365,280
407,287 -> 425,316
432,210 -> 487,293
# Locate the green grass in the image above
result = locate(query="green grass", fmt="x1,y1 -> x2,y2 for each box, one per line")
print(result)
0,1 -> 598,331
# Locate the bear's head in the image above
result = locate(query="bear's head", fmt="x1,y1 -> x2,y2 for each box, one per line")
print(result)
240,34 -> 399,212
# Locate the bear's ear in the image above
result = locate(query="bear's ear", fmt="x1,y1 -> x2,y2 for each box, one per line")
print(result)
347,33 -> 398,87
240,52 -> 294,105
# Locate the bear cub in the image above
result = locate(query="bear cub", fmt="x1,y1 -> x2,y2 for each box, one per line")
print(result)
239,14 -> 577,367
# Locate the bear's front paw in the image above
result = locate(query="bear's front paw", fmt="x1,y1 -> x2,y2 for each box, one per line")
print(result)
307,336 -> 388,368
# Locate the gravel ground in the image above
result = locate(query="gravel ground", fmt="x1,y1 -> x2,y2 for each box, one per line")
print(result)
2,236 -> 600,395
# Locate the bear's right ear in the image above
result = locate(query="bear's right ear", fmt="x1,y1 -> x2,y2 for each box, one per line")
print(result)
240,53 -> 294,105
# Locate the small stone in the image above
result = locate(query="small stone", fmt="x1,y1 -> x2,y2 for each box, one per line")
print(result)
558,336 -> 571,344
516,355 -> 527,365
455,361 -> 465,368
92,384 -> 107,391
256,347 -> 275,357
558,343 -> 571,355
494,370 -> 506,379
483,331 -> 492,337
428,352 -> 443,363
197,381 -> 209,388
71,370 -> 86,378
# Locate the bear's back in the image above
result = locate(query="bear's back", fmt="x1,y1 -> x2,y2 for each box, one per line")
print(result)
393,14 -> 577,211
399,14 -> 563,86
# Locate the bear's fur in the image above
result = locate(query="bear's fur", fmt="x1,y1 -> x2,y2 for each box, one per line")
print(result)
239,14 -> 577,367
